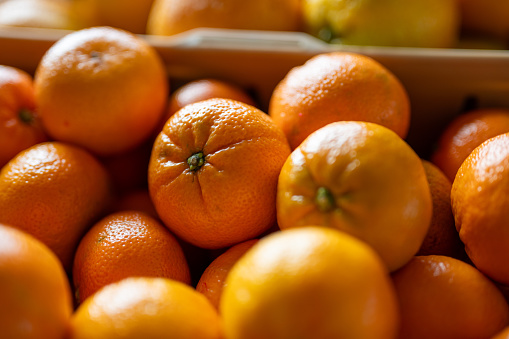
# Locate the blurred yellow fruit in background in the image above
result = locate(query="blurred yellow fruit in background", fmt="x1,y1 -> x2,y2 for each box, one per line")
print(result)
302,0 -> 460,48
147,0 -> 302,36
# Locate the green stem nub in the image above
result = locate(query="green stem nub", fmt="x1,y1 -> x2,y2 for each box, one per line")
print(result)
315,186 -> 335,213
18,109 -> 34,125
187,152 -> 205,171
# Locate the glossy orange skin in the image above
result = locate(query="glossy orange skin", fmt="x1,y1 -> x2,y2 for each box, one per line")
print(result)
277,121 -> 432,271
34,26 -> 168,156
0,65 -> 47,168
148,98 -> 291,249
196,239 -> 258,310
269,52 -> 410,150
432,108 -> 509,182
147,0 -> 302,36
73,211 -> 190,303
0,223 -> 73,339
492,326 -> 509,339
70,277 -> 224,339
221,227 -> 400,339
452,133 -> 509,284
392,255 -> 509,339
0,142 -> 112,271
417,160 -> 465,259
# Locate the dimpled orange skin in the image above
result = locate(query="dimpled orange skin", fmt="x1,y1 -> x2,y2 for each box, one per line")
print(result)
69,277 -> 224,339
0,65 -> 47,168
452,133 -> 509,284
432,108 -> 509,182
269,52 -> 410,150
73,211 -> 191,304
220,227 -> 400,339
148,98 -> 291,249
34,26 -> 168,156
0,142 -> 112,271
147,0 -> 302,36
0,223 -> 73,339
196,239 -> 258,310
277,121 -> 432,272
392,255 -> 509,339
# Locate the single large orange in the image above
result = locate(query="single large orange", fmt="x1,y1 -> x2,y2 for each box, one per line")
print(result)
34,26 -> 168,156
0,65 -> 47,168
269,52 -> 410,149
432,108 -> 509,182
452,132 -> 509,284
0,223 -> 73,339
220,227 -> 400,339
277,121 -> 432,271
148,98 -> 291,249
73,211 -> 191,304
0,141 -> 112,271
70,277 -> 224,339
392,255 -> 509,339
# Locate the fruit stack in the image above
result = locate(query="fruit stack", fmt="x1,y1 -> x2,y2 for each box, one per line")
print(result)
2,1 -> 509,339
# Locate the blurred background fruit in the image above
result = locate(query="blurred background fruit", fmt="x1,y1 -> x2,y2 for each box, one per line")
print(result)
269,52 -> 410,150
70,277 -> 224,339
0,65 -> 47,168
73,211 -> 191,304
0,142 -> 112,271
277,121 -> 432,272
392,255 -> 509,339
221,227 -> 399,339
146,0 -> 302,36
0,223 -> 73,339
302,0 -> 460,48
34,26 -> 168,156
459,0 -> 509,44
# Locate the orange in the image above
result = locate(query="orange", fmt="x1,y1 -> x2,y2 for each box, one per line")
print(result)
147,0 -> 302,36
196,239 -> 258,310
148,98 -> 291,249
459,0 -> 509,41
220,227 -> 399,339
417,160 -> 465,259
431,108 -> 509,182
493,326 -> 509,339
451,132 -> 509,284
269,51 -> 410,150
69,277 -> 224,339
391,255 -> 509,339
0,65 -> 47,168
0,223 -> 73,339
0,141 -> 112,271
277,121 -> 432,271
73,211 -> 190,303
34,26 -> 168,156
108,189 -> 159,219
166,78 -> 256,121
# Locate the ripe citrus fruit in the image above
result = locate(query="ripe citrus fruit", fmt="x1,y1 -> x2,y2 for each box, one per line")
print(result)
493,326 -> 509,339
108,189 -> 158,219
302,0 -> 459,48
69,277 -> 224,339
220,227 -> 399,339
417,160 -> 465,259
148,98 -> 291,249
277,121 -> 432,271
0,223 -> 73,339
34,26 -> 168,156
196,239 -> 258,310
166,78 -> 256,120
269,52 -> 410,150
431,108 -> 509,182
392,255 -> 509,339
0,141 -> 112,271
0,65 -> 47,168
451,132 -> 509,284
147,0 -> 302,36
73,211 -> 191,303
459,0 -> 509,41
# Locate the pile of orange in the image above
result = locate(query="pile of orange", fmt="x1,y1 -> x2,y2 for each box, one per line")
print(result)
3,24 -> 509,339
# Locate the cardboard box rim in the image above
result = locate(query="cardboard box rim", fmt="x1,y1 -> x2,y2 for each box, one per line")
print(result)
1,26 -> 509,157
